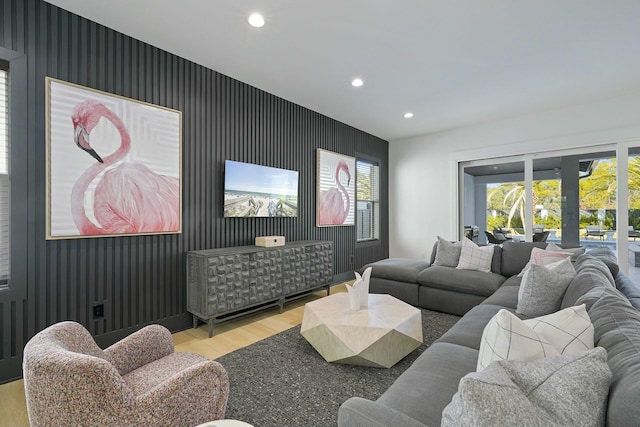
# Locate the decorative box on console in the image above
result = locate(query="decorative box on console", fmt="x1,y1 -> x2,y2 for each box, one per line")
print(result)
255,235 -> 285,247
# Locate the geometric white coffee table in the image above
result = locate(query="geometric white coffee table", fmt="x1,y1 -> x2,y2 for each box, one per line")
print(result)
300,293 -> 423,368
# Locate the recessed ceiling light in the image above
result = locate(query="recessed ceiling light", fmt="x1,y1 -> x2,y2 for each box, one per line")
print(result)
351,78 -> 363,87
404,112 -> 414,119
248,13 -> 265,28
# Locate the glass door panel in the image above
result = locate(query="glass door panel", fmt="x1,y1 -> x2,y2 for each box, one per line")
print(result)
627,147 -> 640,280
460,160 -> 525,244
578,152 -> 616,255
532,158 -> 562,244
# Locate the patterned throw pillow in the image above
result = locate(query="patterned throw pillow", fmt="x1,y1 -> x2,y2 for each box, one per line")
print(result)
517,246 -> 572,277
517,260 -> 575,316
524,304 -> 593,354
456,238 -> 494,273
477,309 -> 559,372
433,236 -> 463,267
444,348 -> 611,427
477,305 -> 594,372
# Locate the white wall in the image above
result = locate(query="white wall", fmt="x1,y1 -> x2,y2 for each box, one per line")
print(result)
389,91 -> 640,259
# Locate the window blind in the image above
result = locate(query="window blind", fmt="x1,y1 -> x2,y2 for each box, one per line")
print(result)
0,64 -> 9,285
356,160 -> 380,242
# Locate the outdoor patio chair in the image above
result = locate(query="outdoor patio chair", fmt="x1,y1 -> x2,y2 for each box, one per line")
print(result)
629,226 -> 640,241
533,230 -> 550,242
585,225 -> 605,240
485,230 -> 508,244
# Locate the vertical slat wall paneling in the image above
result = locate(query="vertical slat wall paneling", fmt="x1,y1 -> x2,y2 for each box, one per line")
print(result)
0,0 -> 389,383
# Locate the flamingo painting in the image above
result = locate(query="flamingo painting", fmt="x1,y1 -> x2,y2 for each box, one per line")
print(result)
70,100 -> 180,236
318,159 -> 352,225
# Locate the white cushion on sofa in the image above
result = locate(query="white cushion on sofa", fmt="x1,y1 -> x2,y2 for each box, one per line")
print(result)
524,304 -> 594,354
477,309 -> 559,371
456,238 -> 494,273
478,305 -> 594,371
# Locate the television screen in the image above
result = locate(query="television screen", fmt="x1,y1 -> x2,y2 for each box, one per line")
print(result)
224,160 -> 299,217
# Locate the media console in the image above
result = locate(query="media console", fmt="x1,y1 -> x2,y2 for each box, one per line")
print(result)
187,240 -> 334,337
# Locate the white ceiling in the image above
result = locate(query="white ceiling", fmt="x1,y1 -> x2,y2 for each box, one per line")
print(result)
44,0 -> 640,141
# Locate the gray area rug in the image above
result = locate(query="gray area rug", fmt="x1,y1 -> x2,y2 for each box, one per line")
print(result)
216,308 -> 461,427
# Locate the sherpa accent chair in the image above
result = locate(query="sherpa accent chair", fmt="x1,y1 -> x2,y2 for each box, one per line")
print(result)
23,321 -> 229,427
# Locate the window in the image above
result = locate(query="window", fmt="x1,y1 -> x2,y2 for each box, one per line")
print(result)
0,61 -> 8,286
356,159 -> 380,242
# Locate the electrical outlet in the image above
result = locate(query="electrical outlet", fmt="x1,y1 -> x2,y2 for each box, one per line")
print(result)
93,303 -> 104,318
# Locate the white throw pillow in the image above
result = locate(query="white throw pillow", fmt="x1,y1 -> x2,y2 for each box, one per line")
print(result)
517,260 -> 575,316
456,238 -> 494,273
477,309 -> 560,371
478,305 -> 594,372
517,246 -> 572,277
524,304 -> 594,354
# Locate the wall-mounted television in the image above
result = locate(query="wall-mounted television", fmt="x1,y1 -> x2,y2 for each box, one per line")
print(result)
224,160 -> 299,217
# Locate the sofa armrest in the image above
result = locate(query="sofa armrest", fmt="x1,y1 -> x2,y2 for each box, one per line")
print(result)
338,397 -> 430,427
103,324 -> 174,375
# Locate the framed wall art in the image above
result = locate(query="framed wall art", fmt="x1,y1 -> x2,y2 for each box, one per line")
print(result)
316,148 -> 355,227
46,77 -> 182,239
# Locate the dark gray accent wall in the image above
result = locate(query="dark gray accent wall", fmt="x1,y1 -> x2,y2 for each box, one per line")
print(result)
0,0 -> 389,383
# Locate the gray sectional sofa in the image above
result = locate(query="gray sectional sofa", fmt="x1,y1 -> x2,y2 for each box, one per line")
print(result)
338,242 -> 640,426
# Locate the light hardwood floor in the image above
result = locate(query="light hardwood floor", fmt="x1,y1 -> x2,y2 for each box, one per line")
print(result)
0,284 -> 346,427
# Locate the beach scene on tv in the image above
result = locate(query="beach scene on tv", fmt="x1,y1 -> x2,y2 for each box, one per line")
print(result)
224,160 -> 299,217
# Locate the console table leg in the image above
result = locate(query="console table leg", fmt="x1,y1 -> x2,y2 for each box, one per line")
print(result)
208,321 -> 214,338
192,315 -> 198,329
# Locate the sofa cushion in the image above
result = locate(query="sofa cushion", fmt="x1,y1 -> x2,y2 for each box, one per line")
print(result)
516,260 -> 575,317
436,304 -> 506,350
481,285 -> 519,309
615,273 -> 640,310
442,348 -> 611,427
416,266 -> 506,297
433,236 -> 463,267
477,309 -> 560,371
586,246 -> 620,277
574,254 -> 616,287
377,342 -> 478,427
456,239 -> 494,273
573,285 -> 622,312
368,278 -> 420,307
561,267 -> 615,310
587,291 -> 640,426
365,258 -> 429,284
500,241 -> 548,277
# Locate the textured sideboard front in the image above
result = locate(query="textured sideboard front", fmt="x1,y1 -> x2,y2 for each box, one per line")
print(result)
187,240 -> 333,336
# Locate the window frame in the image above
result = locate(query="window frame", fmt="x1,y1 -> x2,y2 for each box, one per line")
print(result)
0,47 -> 27,301
355,154 -> 381,246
